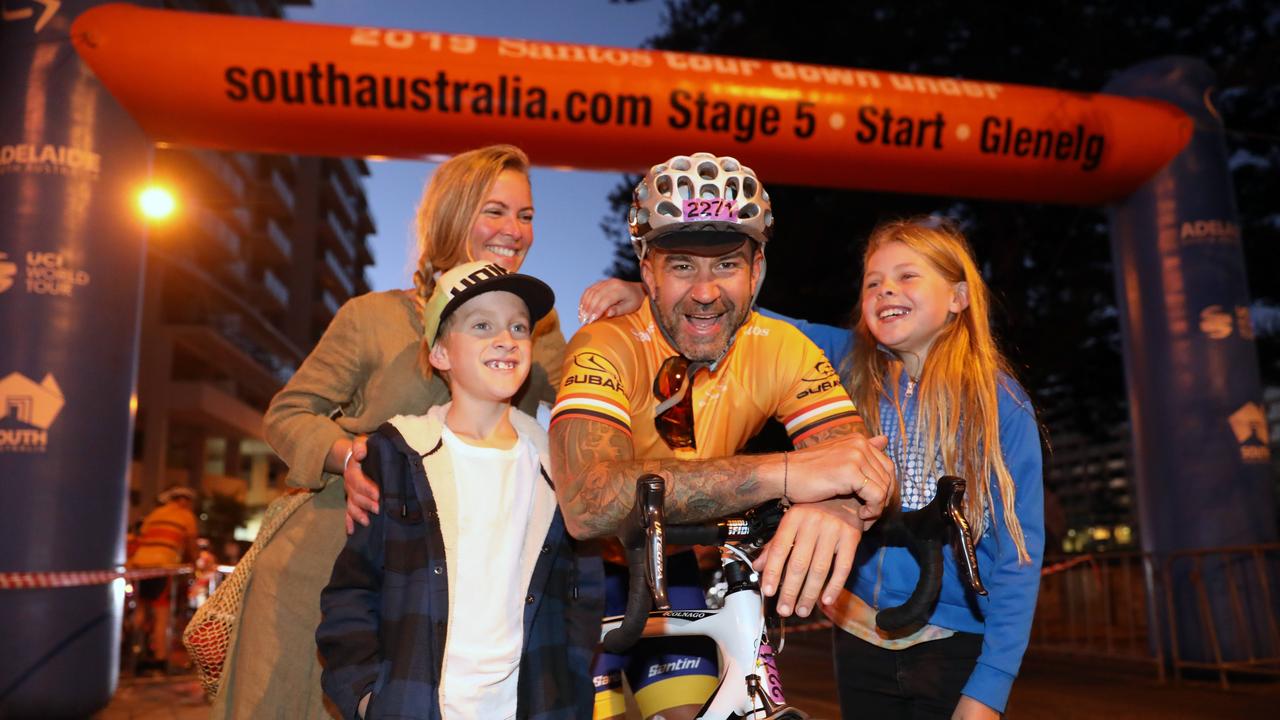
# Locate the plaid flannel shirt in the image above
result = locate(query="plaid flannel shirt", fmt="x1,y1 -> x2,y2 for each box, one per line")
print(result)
317,417 -> 603,720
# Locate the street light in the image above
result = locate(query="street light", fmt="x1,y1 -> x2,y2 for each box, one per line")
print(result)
138,184 -> 176,221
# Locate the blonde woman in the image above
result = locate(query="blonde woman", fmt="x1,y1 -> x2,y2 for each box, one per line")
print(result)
212,145 -> 576,719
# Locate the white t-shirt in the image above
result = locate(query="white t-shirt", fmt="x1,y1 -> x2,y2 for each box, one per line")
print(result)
439,425 -> 539,720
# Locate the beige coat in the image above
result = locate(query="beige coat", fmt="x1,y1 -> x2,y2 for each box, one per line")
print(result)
211,289 -> 564,720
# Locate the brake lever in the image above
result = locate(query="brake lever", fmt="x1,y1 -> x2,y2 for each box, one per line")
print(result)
633,475 -> 673,611
873,476 -> 990,634
946,484 -> 987,596
603,475 -> 666,654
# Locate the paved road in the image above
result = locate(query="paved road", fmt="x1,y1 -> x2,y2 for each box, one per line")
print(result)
775,628 -> 1280,719
96,630 -> 1280,719
96,674 -> 208,720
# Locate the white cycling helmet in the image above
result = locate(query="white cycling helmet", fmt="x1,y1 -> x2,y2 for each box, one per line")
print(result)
628,152 -> 774,259
158,486 -> 197,504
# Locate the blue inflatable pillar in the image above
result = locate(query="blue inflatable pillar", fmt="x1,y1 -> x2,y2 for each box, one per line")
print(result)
0,1 -> 154,715
1106,58 -> 1278,664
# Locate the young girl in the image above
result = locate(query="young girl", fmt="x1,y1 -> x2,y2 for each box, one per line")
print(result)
830,217 -> 1043,719
579,216 -> 1043,718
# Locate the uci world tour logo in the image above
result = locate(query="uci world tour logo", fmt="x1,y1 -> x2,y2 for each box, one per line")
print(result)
0,253 -> 16,294
0,372 -> 65,453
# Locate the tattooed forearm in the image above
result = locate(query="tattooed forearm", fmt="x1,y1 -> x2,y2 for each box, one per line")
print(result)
550,418 -> 782,539
653,453 -> 768,524
795,416 -> 862,449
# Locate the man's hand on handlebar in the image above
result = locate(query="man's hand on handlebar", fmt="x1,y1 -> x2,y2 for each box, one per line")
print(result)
788,432 -> 894,522
753,497 -> 863,618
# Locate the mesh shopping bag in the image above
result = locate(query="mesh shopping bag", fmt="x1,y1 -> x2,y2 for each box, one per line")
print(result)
184,490 -> 312,699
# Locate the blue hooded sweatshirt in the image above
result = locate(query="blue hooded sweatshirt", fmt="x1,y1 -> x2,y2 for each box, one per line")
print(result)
762,310 -> 1044,713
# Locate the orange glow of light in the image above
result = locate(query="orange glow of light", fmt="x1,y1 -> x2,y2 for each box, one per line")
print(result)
137,185 -> 176,221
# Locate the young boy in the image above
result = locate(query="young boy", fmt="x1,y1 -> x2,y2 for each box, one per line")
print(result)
317,261 -> 602,720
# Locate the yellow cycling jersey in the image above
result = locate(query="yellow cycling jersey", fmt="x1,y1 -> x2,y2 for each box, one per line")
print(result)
552,302 -> 858,458
128,502 -> 197,568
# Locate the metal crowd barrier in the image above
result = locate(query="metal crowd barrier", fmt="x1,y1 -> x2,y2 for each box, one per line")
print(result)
1033,544 -> 1280,690
1029,552 -> 1166,681
1164,543 -> 1280,689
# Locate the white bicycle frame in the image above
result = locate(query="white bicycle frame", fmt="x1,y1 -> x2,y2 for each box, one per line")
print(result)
598,546 -> 798,720
602,472 -> 980,719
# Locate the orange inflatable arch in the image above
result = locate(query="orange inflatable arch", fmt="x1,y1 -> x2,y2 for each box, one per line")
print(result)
71,3 -> 1191,205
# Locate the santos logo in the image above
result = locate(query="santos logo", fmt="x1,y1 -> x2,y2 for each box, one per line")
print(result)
1228,402 -> 1271,464
0,372 -> 65,453
0,253 -> 16,294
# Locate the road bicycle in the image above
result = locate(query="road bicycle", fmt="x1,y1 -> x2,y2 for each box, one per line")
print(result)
601,474 -> 986,719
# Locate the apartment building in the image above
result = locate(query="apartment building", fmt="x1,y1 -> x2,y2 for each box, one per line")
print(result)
130,1 -> 375,527
1043,423 -> 1136,554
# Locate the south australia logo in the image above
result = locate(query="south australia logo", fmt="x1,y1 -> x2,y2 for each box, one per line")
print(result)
0,372 -> 65,453
1228,402 -> 1270,464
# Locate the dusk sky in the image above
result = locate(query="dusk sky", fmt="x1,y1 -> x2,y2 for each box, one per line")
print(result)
286,0 -> 668,337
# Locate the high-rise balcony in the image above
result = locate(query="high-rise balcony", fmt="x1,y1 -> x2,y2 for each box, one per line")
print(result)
220,259 -> 249,285
337,157 -> 363,193
229,152 -> 257,181
356,238 -> 375,266
321,289 -> 341,317
267,166 -> 295,214
324,210 -> 356,260
191,206 -> 241,259
357,198 -> 376,236
225,205 -> 252,235
259,216 -> 292,265
160,149 -> 248,205
327,171 -> 356,224
323,249 -> 354,297
224,0 -> 267,18
262,268 -> 289,310
202,311 -> 300,390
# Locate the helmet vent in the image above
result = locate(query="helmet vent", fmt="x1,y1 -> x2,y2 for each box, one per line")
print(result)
676,176 -> 694,200
720,158 -> 740,172
763,210 -> 774,228
655,175 -> 673,196
635,184 -> 649,201
738,203 -> 760,219
743,177 -> 758,199
697,161 -> 719,180
699,184 -> 720,199
725,177 -> 739,200
636,208 -> 650,226
656,200 -> 681,218
671,156 -> 692,171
